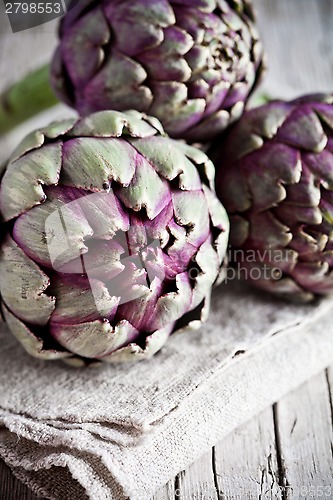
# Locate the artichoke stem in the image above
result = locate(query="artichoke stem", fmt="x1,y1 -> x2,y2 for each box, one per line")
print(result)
0,64 -> 58,136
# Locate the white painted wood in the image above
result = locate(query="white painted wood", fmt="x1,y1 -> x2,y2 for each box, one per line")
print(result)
213,406 -> 281,500
174,451 -> 218,500
274,371 -> 333,499
325,365 -> 333,417
152,480 -> 175,500
153,367 -> 333,500
253,0 -> 333,99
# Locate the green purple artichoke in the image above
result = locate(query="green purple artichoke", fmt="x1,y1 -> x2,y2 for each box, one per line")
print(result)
211,94 -> 333,302
0,110 -> 229,365
50,0 -> 263,142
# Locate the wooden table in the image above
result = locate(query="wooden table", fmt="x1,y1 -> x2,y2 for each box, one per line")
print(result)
1,0 -> 333,498
1,368 -> 333,499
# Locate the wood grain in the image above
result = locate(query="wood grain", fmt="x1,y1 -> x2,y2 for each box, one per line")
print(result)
152,481 -> 175,500
273,372 -> 333,499
0,460 -> 38,500
254,0 -> 333,99
213,407 -> 281,499
1,373 -> 333,499
173,451 -> 219,500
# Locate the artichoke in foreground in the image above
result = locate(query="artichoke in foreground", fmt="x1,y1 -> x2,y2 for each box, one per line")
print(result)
50,0 -> 263,142
0,110 -> 229,365
211,94 -> 333,301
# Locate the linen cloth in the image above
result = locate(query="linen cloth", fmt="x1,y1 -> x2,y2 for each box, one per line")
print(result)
0,279 -> 333,499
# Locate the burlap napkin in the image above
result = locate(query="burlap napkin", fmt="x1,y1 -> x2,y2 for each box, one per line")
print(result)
0,279 -> 332,499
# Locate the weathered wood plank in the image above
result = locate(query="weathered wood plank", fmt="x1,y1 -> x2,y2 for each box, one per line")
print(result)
274,371 -> 333,499
173,450 -> 218,500
325,366 -> 333,428
0,459 -> 39,500
152,480 -> 175,500
213,406 -> 281,500
254,0 -> 333,99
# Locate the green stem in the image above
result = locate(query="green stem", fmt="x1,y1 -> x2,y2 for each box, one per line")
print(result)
0,64 -> 58,136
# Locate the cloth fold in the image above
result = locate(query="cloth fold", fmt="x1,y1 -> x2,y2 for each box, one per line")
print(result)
0,279 -> 333,499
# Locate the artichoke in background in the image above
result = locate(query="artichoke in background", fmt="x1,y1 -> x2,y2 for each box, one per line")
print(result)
0,110 -> 229,365
50,0 -> 263,142
211,94 -> 333,301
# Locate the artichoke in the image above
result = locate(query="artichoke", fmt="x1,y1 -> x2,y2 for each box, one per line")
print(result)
50,0 -> 263,142
211,94 -> 333,301
0,110 -> 229,365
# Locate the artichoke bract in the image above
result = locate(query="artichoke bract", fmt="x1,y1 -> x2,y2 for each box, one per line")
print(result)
212,94 -> 333,302
50,0 -> 263,142
0,110 -> 229,365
